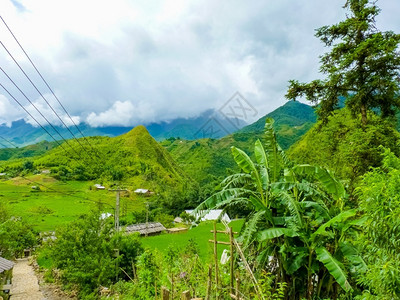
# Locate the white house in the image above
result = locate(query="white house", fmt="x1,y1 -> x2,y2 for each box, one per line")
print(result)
185,209 -> 231,223
94,184 -> 105,190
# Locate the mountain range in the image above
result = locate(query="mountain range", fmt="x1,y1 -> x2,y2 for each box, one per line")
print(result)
0,109 -> 247,147
0,101 -> 317,185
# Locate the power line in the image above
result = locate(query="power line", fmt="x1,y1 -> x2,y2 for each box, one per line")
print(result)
0,15 -> 102,160
0,67 -> 100,166
0,82 -> 72,156
0,136 -> 18,148
0,43 -> 95,164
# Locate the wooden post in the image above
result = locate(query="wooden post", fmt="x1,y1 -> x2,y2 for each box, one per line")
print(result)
171,274 -> 174,300
213,222 -> 219,300
229,227 -> 234,293
162,286 -> 170,300
181,290 -> 191,300
235,275 -> 240,299
206,264 -> 212,300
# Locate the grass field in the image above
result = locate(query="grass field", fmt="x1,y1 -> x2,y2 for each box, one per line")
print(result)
0,175 -> 146,231
141,220 -> 245,261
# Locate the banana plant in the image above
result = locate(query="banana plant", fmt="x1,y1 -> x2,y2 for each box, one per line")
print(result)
194,118 -> 365,299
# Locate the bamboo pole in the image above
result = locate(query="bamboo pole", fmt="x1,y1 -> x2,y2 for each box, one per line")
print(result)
162,287 -> 170,300
206,264 -> 212,300
181,290 -> 191,300
213,221 -> 219,300
229,227 -> 234,293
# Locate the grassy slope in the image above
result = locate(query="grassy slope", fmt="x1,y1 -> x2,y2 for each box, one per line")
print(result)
141,220 -> 244,261
0,126 -> 195,231
0,175 -> 146,231
0,141 -> 58,161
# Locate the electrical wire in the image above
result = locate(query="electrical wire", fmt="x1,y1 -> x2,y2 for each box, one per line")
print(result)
0,135 -> 18,148
0,15 -> 102,160
0,82 -> 72,156
0,44 -> 95,164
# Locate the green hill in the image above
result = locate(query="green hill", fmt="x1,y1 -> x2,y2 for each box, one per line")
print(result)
0,140 -> 58,161
0,126 -> 198,211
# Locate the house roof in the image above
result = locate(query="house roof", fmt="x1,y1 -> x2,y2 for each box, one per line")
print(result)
134,188 -> 149,193
185,209 -> 231,223
0,257 -> 14,273
125,222 -> 166,235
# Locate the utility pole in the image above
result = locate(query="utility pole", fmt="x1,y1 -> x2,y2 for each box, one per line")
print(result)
109,188 -> 128,233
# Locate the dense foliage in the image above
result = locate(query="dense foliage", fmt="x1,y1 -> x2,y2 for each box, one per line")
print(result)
0,203 -> 38,259
195,119 -> 365,299
355,148 -> 400,298
288,108 -> 400,185
43,211 -> 144,299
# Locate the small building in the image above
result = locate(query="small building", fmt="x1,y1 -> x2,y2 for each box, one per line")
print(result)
185,209 -> 231,223
125,222 -> 166,236
41,169 -> 51,174
100,212 -> 113,220
134,189 -> 153,196
174,217 -> 183,224
0,173 -> 7,176
94,184 -> 106,190
0,257 -> 14,273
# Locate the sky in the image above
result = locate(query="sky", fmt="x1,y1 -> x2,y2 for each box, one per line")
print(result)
0,0 -> 399,128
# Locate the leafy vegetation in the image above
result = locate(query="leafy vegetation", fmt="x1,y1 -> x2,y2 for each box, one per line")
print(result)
355,148 -> 400,298
0,203 -> 38,259
195,119 -> 364,298
288,108 -> 400,186
287,0 -> 400,126
2,1 -> 400,299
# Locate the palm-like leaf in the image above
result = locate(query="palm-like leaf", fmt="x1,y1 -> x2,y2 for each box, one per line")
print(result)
293,165 -> 345,200
312,209 -> 357,239
220,173 -> 252,189
231,146 -> 265,204
316,247 -> 352,292
339,241 -> 367,273
257,227 -> 298,241
279,191 -> 303,230
264,118 -> 282,182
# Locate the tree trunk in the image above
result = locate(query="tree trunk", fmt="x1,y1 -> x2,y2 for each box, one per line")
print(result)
361,103 -> 367,127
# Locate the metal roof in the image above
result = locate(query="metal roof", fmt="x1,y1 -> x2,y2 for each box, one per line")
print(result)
185,209 -> 231,223
0,257 -> 14,273
134,188 -> 149,193
125,222 -> 166,235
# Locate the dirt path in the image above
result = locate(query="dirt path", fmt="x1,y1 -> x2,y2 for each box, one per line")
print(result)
10,258 -> 44,300
10,258 -> 74,300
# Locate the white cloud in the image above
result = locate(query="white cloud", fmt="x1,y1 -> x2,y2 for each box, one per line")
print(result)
86,100 -> 156,127
0,0 -> 399,127
0,94 -> 24,126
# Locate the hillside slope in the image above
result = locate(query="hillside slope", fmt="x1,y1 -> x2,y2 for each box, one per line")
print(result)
0,126 -> 198,210
163,101 -> 317,183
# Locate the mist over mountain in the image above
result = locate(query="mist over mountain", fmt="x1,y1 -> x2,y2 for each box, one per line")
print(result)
0,109 -> 247,147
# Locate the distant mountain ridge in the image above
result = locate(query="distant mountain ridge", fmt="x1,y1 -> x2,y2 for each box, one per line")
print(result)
0,101 -> 318,187
0,109 -> 247,147
163,101 -> 318,184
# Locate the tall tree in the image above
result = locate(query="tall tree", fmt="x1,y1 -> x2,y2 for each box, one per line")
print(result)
286,0 -> 400,126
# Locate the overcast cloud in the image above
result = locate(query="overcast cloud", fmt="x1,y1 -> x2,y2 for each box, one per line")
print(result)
0,0 -> 399,127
